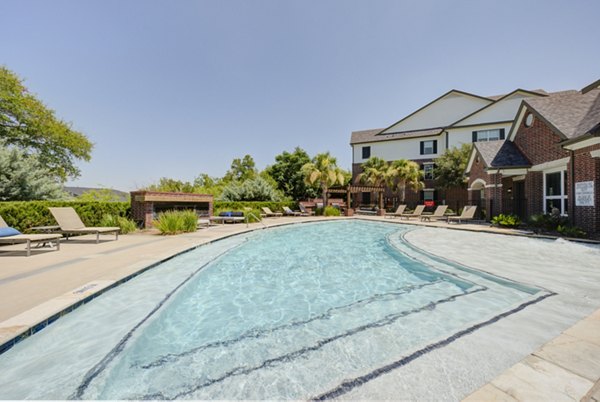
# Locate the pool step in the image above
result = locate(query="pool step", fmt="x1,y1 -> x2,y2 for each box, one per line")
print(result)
85,280 -> 477,399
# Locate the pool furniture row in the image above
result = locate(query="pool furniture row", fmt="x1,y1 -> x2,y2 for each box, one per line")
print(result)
0,207 -> 120,257
385,204 -> 478,223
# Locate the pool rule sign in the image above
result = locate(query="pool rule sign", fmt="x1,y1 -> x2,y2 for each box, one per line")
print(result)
575,181 -> 594,206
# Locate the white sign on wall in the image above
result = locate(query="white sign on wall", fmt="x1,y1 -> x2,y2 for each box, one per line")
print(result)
575,181 -> 595,206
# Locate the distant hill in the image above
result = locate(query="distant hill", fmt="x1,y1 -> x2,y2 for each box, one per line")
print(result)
63,186 -> 129,202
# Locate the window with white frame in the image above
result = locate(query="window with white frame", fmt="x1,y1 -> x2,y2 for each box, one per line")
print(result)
472,129 -> 505,142
544,169 -> 568,215
423,163 -> 435,180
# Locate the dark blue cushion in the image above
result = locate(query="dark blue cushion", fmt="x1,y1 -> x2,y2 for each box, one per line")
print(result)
0,227 -> 21,237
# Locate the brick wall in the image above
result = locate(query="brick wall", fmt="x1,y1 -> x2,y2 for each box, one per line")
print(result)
524,171 -> 543,217
130,191 -> 214,228
513,110 -> 568,219
513,111 -> 569,165
572,144 -> 600,236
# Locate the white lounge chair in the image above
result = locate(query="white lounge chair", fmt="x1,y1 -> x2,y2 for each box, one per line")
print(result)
49,207 -> 120,243
447,205 -> 478,224
400,205 -> 426,220
261,207 -> 283,218
0,215 -> 61,257
420,205 -> 449,221
385,205 -> 407,219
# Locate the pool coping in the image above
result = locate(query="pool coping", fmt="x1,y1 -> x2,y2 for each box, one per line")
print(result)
1,216 -> 598,400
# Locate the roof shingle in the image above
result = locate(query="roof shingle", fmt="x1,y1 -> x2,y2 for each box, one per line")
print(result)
475,140 -> 530,168
525,88 -> 600,139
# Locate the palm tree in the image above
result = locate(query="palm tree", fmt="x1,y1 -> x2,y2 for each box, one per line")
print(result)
358,157 -> 388,209
387,159 -> 424,203
301,152 -> 346,207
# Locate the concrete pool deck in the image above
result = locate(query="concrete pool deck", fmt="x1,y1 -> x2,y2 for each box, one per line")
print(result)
0,215 -> 599,400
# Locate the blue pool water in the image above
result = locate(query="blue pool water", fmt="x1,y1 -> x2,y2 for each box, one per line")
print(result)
0,221 -> 546,399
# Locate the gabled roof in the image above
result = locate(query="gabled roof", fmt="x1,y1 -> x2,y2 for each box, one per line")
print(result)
522,88 -> 600,140
377,89 -> 493,135
350,127 -> 442,145
476,140 -> 530,168
466,140 -> 530,173
447,89 -> 547,129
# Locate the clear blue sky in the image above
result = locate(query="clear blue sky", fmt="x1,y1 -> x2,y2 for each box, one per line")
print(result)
2,0 -> 599,190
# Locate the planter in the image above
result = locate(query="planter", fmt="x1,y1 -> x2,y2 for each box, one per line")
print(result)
345,208 -> 354,217
377,209 -> 386,216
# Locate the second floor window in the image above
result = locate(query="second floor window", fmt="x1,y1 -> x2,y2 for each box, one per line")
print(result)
420,140 -> 437,155
472,129 -> 505,142
362,146 -> 371,159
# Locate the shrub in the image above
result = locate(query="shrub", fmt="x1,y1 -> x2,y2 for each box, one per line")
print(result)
528,213 -> 569,231
323,206 -> 341,216
220,177 -> 284,202
491,214 -> 521,228
154,210 -> 198,235
557,225 -> 587,238
0,201 -> 130,232
100,214 -> 138,234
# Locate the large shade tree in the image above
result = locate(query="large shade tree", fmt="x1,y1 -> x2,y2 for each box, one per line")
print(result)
434,143 -> 472,189
301,152 -> 347,206
223,154 -> 257,182
266,147 -> 319,200
0,66 -> 93,180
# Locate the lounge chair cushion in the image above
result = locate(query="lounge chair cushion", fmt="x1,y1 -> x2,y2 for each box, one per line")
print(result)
0,227 -> 21,237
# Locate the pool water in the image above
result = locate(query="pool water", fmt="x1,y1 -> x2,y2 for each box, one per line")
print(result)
0,221 -> 546,399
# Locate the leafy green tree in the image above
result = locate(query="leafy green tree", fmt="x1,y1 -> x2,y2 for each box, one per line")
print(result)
0,143 -> 66,200
434,143 -> 472,189
146,177 -> 196,193
220,176 -> 282,202
193,173 -> 217,188
0,66 -> 93,180
223,154 -> 257,182
193,173 -> 228,197
301,152 -> 347,206
266,147 -> 319,200
387,159 -> 424,203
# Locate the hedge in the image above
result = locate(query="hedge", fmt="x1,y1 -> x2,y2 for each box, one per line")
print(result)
0,201 -> 130,232
0,200 -> 296,232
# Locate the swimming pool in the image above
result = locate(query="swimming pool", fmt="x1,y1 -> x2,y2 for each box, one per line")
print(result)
0,221 -> 550,399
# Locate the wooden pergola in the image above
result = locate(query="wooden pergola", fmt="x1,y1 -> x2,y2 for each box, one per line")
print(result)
328,185 -> 385,210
